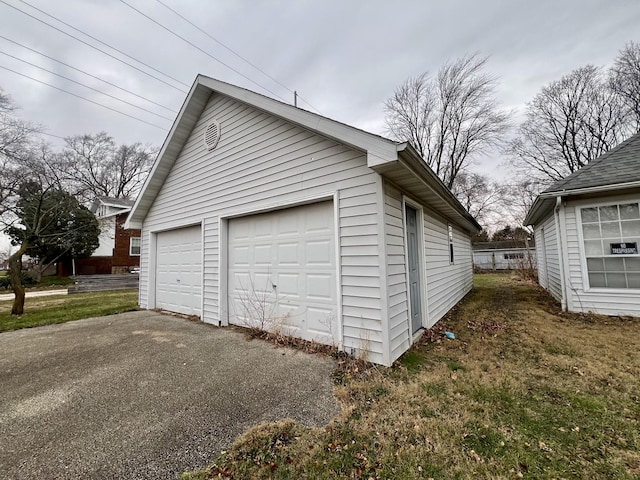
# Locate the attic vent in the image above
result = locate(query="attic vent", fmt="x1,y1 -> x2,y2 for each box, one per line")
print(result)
203,120 -> 221,150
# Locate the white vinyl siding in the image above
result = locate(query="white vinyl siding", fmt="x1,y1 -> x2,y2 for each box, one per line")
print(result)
535,227 -> 548,289
383,182 -> 410,363
140,93 -> 385,363
564,196 -> 640,316
383,181 -> 474,363
424,209 -> 473,325
540,214 -> 562,302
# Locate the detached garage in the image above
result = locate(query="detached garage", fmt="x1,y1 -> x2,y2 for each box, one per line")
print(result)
126,75 -> 480,366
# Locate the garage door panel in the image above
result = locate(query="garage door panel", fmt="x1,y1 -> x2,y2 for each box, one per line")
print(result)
307,240 -> 332,265
276,273 -> 300,297
277,211 -> 300,236
229,245 -> 250,265
155,225 -> 202,317
254,244 -> 272,265
278,243 -> 299,265
307,307 -> 335,340
228,201 -> 338,345
307,274 -> 333,301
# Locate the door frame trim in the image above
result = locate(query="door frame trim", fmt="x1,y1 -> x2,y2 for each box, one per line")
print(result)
402,196 -> 428,337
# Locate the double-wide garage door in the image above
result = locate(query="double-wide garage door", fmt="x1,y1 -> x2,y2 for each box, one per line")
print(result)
228,201 -> 338,345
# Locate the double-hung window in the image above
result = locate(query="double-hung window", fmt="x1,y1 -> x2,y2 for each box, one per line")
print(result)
130,237 -> 141,256
581,202 -> 640,289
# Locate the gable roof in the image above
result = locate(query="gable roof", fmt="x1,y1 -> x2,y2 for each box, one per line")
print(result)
126,75 -> 481,233
525,131 -> 640,225
90,196 -> 134,216
95,196 -> 135,208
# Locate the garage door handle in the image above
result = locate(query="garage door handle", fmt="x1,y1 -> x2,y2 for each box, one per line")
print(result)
176,279 -> 181,283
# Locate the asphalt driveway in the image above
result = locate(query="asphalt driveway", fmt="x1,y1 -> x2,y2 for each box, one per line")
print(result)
0,311 -> 340,479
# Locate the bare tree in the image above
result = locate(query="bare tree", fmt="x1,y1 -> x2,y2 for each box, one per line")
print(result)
611,41 -> 640,132
0,89 -> 41,218
507,65 -> 630,184
451,172 -> 503,225
385,54 -> 510,188
57,132 -> 156,203
498,179 -> 544,228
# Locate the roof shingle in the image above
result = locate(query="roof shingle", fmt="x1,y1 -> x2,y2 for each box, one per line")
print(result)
544,131 -> 640,193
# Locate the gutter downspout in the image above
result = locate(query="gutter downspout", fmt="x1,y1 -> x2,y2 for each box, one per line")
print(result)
554,196 -> 568,311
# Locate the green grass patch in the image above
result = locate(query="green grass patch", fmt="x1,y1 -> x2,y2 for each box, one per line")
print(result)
184,274 -> 640,479
399,349 -> 426,372
33,276 -> 75,289
446,359 -> 466,371
422,380 -> 447,396
0,290 -> 139,332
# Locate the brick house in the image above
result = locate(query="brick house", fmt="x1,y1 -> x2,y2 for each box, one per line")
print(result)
58,197 -> 141,276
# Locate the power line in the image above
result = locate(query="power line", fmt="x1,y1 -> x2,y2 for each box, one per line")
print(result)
153,0 -> 322,113
15,0 -> 189,90
119,0 -> 290,104
0,65 -> 168,130
39,131 -> 66,140
0,35 -> 176,113
0,49 -> 174,121
0,0 -> 188,92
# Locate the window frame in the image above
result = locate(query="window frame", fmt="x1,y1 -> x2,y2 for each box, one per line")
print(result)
448,224 -> 455,265
129,236 -> 141,257
576,197 -> 640,293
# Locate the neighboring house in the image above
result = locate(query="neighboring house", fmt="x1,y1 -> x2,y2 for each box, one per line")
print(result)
473,241 -> 537,271
126,75 -> 481,366
58,197 -> 141,276
525,131 -> 640,317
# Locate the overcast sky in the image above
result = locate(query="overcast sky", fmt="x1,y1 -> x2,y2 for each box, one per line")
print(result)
1,0 -> 640,252
2,1 -> 639,165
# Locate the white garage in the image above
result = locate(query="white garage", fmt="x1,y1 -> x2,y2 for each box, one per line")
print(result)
127,76 -> 481,366
227,201 -> 338,345
155,225 -> 202,316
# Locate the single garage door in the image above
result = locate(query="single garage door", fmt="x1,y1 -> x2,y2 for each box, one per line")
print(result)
155,225 -> 202,316
228,201 -> 338,345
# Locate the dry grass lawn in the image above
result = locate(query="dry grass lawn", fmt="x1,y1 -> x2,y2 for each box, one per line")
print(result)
0,290 -> 139,332
183,273 -> 640,479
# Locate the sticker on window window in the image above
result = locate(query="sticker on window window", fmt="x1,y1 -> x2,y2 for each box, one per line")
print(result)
610,242 -> 638,255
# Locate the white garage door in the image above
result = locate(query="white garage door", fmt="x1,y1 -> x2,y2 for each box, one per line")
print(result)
228,201 -> 337,345
155,225 -> 202,317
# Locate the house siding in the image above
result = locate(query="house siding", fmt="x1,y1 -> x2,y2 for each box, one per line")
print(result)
112,213 -> 141,272
563,196 -> 640,316
535,227 -> 548,289
383,180 -> 474,364
424,209 -> 473,326
539,213 -> 562,302
140,93 -> 385,363
383,182 -> 410,363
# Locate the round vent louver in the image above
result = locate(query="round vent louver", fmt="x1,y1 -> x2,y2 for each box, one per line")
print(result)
204,120 -> 221,150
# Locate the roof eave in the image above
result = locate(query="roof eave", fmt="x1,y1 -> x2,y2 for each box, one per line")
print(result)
125,77 -> 211,230
524,180 -> 640,226
371,143 -> 481,233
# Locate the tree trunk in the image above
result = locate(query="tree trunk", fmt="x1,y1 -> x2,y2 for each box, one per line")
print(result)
9,244 -> 29,315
